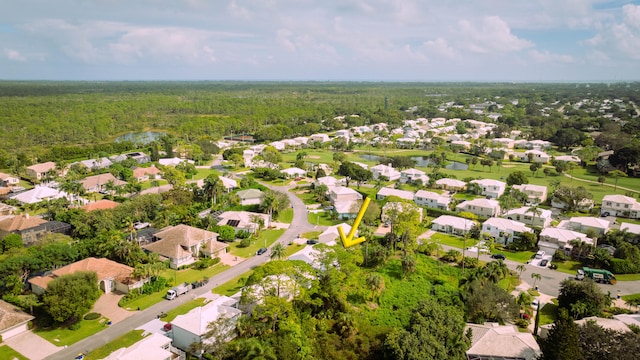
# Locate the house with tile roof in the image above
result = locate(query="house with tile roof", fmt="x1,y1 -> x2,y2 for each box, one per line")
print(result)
456,198 -> 501,218
10,186 -> 67,204
503,206 -> 552,228
414,190 -> 451,210
132,166 -> 162,183
538,227 -> 594,256
215,211 -> 270,234
482,217 -> 533,245
376,187 -> 415,201
0,214 -> 70,247
431,215 -> 475,236
0,172 -> 19,187
81,199 -> 120,212
25,161 -> 56,181
80,173 -> 127,193
0,299 -> 34,341
512,184 -> 548,204
435,178 -> 467,191
399,168 -> 429,185
370,164 -> 400,181
465,323 -> 540,360
29,257 -> 143,295
143,224 -> 227,269
557,217 -> 610,236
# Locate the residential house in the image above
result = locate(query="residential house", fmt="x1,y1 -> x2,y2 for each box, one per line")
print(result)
158,157 -> 194,167
242,149 -> 256,167
597,150 -> 615,173
10,186 -> 67,204
80,173 -> 127,193
103,332 -> 185,360
281,167 -> 306,179
81,199 -> 120,212
503,206 -> 552,228
491,138 -> 515,148
310,133 -> 330,143
318,223 -> 355,244
132,166 -> 162,183
314,176 -> 343,189
554,155 -> 581,163
329,186 -> 363,219
396,137 -> 416,148
293,137 -> 309,146
551,197 -> 594,212
538,227 -> 594,256
381,202 -> 423,223
79,157 -> 113,170
431,215 -> 474,236
558,217 -> 610,237
29,257 -> 144,295
470,179 -> 506,199
171,295 -> 241,353
370,164 -> 401,181
0,202 -> 16,216
376,187 -> 414,201
414,190 -> 451,210
512,184 -> 548,204
519,150 -> 550,163
601,194 -> 640,218
215,211 -> 270,234
143,224 -> 227,269
435,178 -> 466,191
465,323 -> 540,360
219,176 -> 238,192
352,161 -> 369,170
525,140 -> 552,150
124,151 -> 151,164
25,162 -> 56,181
0,300 -> 34,341
335,129 -> 350,138
450,140 -> 472,150
269,141 -> 286,151
482,217 -> 533,245
456,198 -> 501,218
0,172 -> 19,187
236,189 -> 265,206
620,222 -> 640,236
0,214 -> 71,246
400,168 -> 429,185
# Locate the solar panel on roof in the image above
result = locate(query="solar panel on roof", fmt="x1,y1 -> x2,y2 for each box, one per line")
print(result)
226,219 -> 240,227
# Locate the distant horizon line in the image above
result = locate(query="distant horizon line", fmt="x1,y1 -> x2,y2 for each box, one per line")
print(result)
0,79 -> 639,84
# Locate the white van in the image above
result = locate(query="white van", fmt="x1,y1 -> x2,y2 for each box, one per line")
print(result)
535,250 -> 545,259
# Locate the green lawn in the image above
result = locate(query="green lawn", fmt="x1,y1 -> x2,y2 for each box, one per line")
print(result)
308,211 -> 342,226
163,297 -> 207,322
228,229 -> 285,257
284,243 -> 305,257
212,272 -> 253,297
429,232 -> 477,249
35,316 -> 111,346
276,208 -> 294,223
85,330 -> 145,360
294,190 -> 318,205
621,293 -> 640,301
552,260 -> 582,275
492,249 -> 536,263
301,231 -> 322,239
539,302 -> 559,325
615,273 -> 640,281
0,345 -> 28,360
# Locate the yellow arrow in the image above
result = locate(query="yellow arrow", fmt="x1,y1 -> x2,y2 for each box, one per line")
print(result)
338,197 -> 371,248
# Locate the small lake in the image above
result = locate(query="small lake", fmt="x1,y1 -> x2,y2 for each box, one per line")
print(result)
359,154 -> 468,170
115,131 -> 166,145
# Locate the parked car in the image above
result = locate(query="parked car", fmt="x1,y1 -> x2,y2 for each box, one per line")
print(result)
531,298 -> 540,308
490,254 -> 506,260
535,250 -> 545,259
257,247 -> 268,255
540,259 -> 549,267
306,239 -> 319,245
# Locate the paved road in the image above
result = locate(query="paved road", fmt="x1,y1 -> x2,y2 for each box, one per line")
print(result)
47,181 -> 316,360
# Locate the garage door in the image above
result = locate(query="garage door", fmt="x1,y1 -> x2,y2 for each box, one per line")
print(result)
1,322 -> 29,340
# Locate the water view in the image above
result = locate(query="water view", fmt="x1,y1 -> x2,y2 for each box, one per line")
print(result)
359,154 -> 469,170
115,131 -> 166,145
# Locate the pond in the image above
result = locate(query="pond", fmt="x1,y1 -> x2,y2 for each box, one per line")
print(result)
115,131 -> 166,145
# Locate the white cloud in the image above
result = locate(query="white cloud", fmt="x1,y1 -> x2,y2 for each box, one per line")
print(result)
4,48 -> 27,61
458,16 -> 533,54
529,49 -> 574,63
420,38 -> 457,59
586,4 -> 640,60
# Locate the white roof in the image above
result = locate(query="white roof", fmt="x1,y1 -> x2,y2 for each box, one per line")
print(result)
620,222 -> 640,235
540,227 -> 592,244
281,167 -> 306,175
435,178 -> 466,187
458,198 -> 500,209
554,155 -> 581,162
377,187 -> 414,201
505,206 -> 552,219
104,333 -> 173,360
172,295 -> 240,336
602,194 -> 638,205
483,217 -> 531,233
567,216 -> 611,229
320,223 -> 353,241
315,176 -> 341,187
333,200 -> 360,214
158,157 -> 194,166
11,186 -> 67,204
401,168 -> 425,176
432,215 -> 474,230
219,176 -> 237,189
471,179 -> 506,187
415,190 -> 443,200
330,186 -> 362,197
513,184 -> 547,193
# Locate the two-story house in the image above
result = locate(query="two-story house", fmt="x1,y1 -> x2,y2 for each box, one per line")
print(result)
456,198 -> 501,218
601,194 -> 640,219
503,206 -> 552,228
431,215 -> 475,236
414,190 -> 451,210
557,217 -> 610,237
512,184 -> 548,204
370,164 -> 400,181
376,187 -> 414,201
435,178 -> 467,191
470,179 -> 506,199
399,168 -> 429,185
0,172 -> 19,187
482,217 -> 533,245
329,186 -> 364,219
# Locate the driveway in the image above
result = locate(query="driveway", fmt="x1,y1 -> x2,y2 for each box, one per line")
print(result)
4,330 -> 60,360
93,292 -> 136,323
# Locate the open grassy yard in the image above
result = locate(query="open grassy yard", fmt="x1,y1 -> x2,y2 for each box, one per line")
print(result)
492,249 -> 536,263
36,316 -> 111,346
277,208 -> 294,223
0,346 -> 28,360
614,273 -> 640,281
429,232 -> 477,249
538,302 -> 559,325
212,272 -> 253,297
85,330 -> 145,360
308,211 -> 342,226
284,243 -> 305,257
228,229 -> 285,257
551,260 -> 582,275
163,297 -> 207,322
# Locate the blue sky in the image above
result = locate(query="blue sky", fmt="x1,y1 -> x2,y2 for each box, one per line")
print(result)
2,0 -> 640,81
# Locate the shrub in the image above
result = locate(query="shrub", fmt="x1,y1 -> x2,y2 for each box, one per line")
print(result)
237,230 -> 251,239
553,251 -> 568,262
441,250 -> 462,263
68,322 -> 82,331
238,237 -> 252,248
608,258 -> 638,274
460,256 -> 479,269
84,312 -> 101,320
515,318 -> 530,328
417,242 -> 440,256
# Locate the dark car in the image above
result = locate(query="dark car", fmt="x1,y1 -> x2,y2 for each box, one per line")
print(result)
540,259 -> 549,267
491,254 -> 506,260
306,239 -> 319,245
257,247 -> 268,255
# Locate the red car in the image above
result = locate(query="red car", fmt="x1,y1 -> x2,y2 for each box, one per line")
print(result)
163,323 -> 172,331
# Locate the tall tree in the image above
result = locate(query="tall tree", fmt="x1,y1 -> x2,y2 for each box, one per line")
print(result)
538,308 -> 582,360
42,271 -> 102,323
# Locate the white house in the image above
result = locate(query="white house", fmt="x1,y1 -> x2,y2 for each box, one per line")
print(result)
465,323 -> 540,360
269,141 -> 286,151
470,179 -> 506,199
236,189 -> 265,206
396,137 -> 416,148
558,217 -> 610,236
370,164 -> 401,181
171,295 -> 241,352
399,168 -> 429,185
503,206 -> 552,228
539,227 -> 594,256
293,137 -> 309,146
158,157 -> 194,167
554,155 -> 581,163
431,215 -> 475,236
482,217 -> 533,245
620,222 -> 640,235
79,157 -> 113,170
450,140 -> 472,150
414,190 -> 450,210
435,178 -> 466,191
376,187 -> 414,201
526,140 -> 552,150
215,211 -> 270,234
0,172 -> 20,187
456,198 -> 501,218
491,138 -> 515,148
219,176 -> 238,192
314,176 -> 343,188
281,167 -> 306,179
329,186 -> 363,204
10,186 -> 68,205
601,194 -> 640,218
520,150 -> 550,163
310,133 -> 331,143
103,333 -> 185,360
512,184 -> 548,204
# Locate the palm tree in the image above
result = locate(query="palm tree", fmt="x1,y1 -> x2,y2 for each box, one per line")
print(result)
516,264 -> 526,279
529,205 -> 542,228
250,215 -> 265,236
270,243 -> 286,260
260,192 -> 280,218
203,174 -> 225,206
484,260 -> 509,283
366,273 -> 385,301
516,291 -> 533,312
531,272 -> 542,289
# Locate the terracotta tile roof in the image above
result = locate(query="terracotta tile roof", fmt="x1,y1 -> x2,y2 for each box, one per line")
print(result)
29,257 -> 134,290
143,241 -> 193,260
81,199 -> 120,212
26,162 -> 56,174
0,299 -> 34,332
153,224 -> 219,248
0,214 -> 47,232
80,173 -> 127,191
132,166 -> 161,178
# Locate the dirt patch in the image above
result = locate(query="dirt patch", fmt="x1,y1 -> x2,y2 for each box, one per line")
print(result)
308,155 -> 321,159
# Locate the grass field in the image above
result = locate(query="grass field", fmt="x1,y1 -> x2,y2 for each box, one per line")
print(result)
284,243 -> 305,257
308,211 -> 342,226
228,229 -> 285,257
85,330 -> 145,360
163,297 -> 207,322
36,316 -> 111,346
0,345 -> 28,360
277,208 -> 294,223
429,232 -> 478,249
212,272 -> 254,296
539,302 -> 559,325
